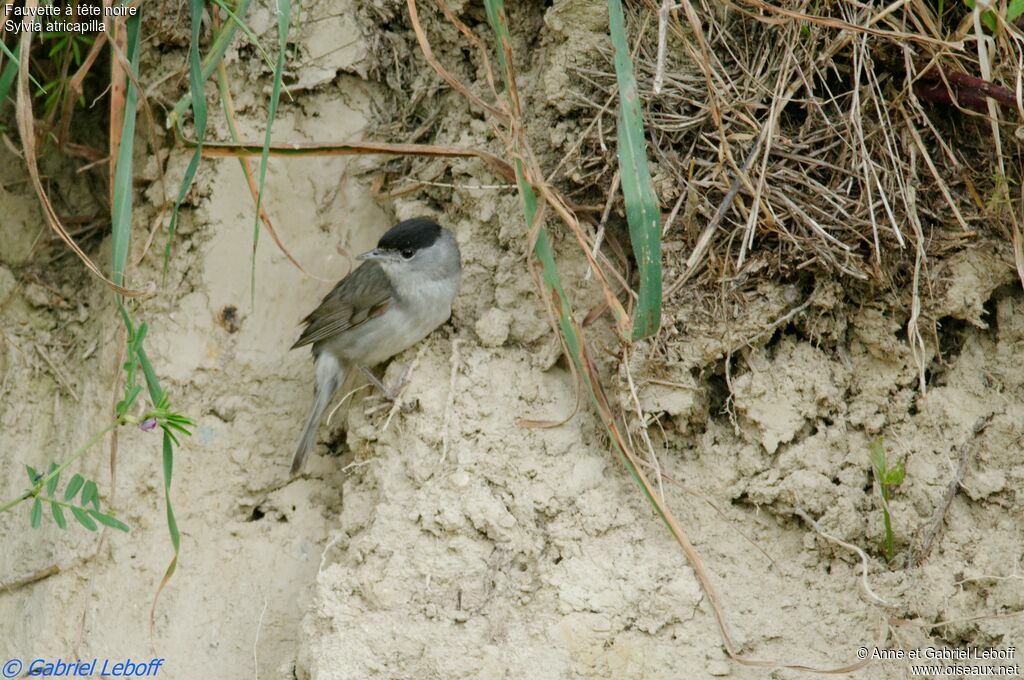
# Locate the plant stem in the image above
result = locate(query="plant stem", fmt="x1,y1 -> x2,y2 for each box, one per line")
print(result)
40,496 -> 93,512
882,505 -> 894,561
880,486 -> 895,561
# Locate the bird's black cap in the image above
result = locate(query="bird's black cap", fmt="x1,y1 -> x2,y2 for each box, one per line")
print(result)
378,217 -> 442,252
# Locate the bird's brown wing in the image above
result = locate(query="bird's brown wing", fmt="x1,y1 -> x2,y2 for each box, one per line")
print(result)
291,261 -> 393,349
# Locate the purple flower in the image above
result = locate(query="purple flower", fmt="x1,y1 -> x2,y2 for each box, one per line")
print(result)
139,417 -> 158,432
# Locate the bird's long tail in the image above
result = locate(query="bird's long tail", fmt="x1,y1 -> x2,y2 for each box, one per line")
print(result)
291,352 -> 343,475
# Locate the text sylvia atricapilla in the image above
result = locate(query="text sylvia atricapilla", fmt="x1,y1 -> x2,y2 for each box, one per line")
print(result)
289,217 -> 462,475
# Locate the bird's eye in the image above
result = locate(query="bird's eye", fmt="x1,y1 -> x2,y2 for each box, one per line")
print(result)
400,249 -> 415,260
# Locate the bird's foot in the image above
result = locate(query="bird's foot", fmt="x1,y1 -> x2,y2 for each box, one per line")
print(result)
359,364 -> 413,403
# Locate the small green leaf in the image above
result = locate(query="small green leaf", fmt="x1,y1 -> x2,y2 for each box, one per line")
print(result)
89,510 -> 129,532
45,462 -> 60,496
1009,0 -> 1024,21
51,502 -> 67,529
64,473 -> 85,501
962,0 -> 997,31
70,506 -> 97,531
116,385 -> 143,416
82,481 -> 100,511
982,10 -> 996,32
26,465 -> 40,484
884,463 -> 906,487
30,498 -> 42,528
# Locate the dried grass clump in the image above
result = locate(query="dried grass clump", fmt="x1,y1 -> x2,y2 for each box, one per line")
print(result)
560,0 -> 1024,300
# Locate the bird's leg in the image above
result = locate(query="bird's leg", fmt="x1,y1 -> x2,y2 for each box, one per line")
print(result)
358,364 -> 412,402
358,365 -> 391,398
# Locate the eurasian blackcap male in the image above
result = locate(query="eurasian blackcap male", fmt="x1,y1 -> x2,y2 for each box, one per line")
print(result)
290,217 -> 462,475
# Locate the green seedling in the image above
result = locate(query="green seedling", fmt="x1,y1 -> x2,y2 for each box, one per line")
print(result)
869,437 -> 905,562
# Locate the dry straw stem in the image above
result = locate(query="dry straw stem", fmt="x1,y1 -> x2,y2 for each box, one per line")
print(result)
188,135 -> 518,183
106,0 -> 128,203
56,30 -> 107,147
215,58 -> 329,282
787,509 -> 895,609
910,415 -> 994,566
406,0 -> 632,338
731,0 -> 961,48
407,0 -> 508,123
567,0 -> 1024,295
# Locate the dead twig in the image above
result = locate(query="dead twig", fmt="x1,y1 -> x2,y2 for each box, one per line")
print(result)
910,415 -> 994,566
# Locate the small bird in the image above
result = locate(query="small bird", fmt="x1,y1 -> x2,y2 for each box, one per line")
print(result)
289,217 -> 462,475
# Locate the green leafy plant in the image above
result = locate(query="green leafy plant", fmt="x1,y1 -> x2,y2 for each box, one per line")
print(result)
2,0 -> 204,617
963,0 -> 1024,33
1,316 -> 194,534
869,437 -> 905,562
35,30 -> 95,119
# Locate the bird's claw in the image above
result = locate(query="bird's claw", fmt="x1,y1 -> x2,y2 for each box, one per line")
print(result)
359,364 -> 412,403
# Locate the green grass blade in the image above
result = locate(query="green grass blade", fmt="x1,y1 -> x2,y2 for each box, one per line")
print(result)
161,433 -> 179,555
0,45 -> 21,111
209,0 -> 278,73
0,42 -> 44,95
248,0 -> 292,305
607,0 -> 661,340
1010,0 -> 1024,21
136,344 -> 165,405
150,431 -> 180,622
164,0 -> 209,276
110,10 -> 142,288
169,0 -> 252,126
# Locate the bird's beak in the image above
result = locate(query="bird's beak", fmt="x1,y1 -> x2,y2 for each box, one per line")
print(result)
356,248 -> 383,261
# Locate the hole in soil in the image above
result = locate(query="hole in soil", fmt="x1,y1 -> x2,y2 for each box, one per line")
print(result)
218,305 -> 240,333
929,316 -> 970,387
248,506 -> 266,522
705,366 -> 731,422
937,315 -> 970,361
982,296 -> 999,332
761,327 -> 783,354
984,282 -> 1021,332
